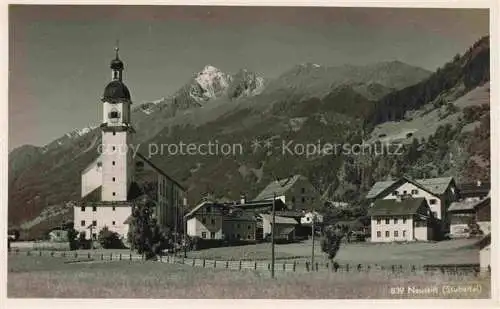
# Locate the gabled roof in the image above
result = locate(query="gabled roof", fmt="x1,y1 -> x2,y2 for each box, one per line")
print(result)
135,152 -> 185,190
254,175 -> 304,200
259,214 -> 298,225
457,182 -> 490,197
366,176 -> 454,199
234,199 -> 288,211
368,197 -> 428,216
448,195 -> 490,212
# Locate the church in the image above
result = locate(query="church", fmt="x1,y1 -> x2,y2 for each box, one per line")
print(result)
72,47 -> 186,241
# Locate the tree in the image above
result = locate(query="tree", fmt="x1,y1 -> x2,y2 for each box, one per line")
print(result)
127,196 -> 170,259
320,227 -> 343,263
98,226 -> 124,249
67,227 -> 79,250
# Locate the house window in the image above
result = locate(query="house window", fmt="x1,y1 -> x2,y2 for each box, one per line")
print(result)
201,232 -> 207,239
201,218 -> 206,224
112,221 -> 116,226
301,188 -> 305,193
394,231 -> 399,237
376,219 -> 381,225
112,177 -> 116,182
377,231 -> 381,238
291,197 -> 296,203
302,197 -> 305,203
248,225 -> 251,230
237,234 -> 241,239
394,218 -> 398,224
112,146 -> 116,151
432,211 -> 438,218
92,220 -> 97,227
210,232 -> 215,239
211,219 -> 215,225
411,189 -> 419,194
112,192 -> 116,196
112,206 -> 116,211
113,132 -> 116,136
92,233 -> 97,240
403,230 -> 406,237
248,235 -> 251,239
92,206 -> 97,212
237,223 -> 241,228
112,161 -> 116,166
429,199 -> 437,205
81,206 -> 85,212
403,190 -> 407,195
206,206 -> 211,213
80,220 -> 85,227
392,191 -> 398,196
385,218 -> 390,224
385,231 -> 389,237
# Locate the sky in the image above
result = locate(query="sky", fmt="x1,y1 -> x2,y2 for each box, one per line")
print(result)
8,6 -> 489,150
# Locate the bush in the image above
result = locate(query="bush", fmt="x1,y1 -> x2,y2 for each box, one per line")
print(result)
67,228 -> 79,251
98,226 -> 125,249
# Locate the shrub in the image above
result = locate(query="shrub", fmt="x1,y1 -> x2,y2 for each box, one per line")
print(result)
67,227 -> 79,251
98,226 -> 124,249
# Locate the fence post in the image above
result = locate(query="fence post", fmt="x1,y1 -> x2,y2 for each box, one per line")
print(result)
346,264 -> 349,272
203,259 -> 206,268
74,252 -> 77,258
326,262 -> 329,271
367,264 -> 371,272
39,250 -> 42,257
214,260 -> 217,268
226,261 -> 229,269
239,260 -> 242,270
334,263 -> 339,272
51,251 -> 54,257
306,262 -> 310,272
315,262 -> 319,272
411,265 -> 416,272
283,262 -> 286,271
120,253 -> 122,261
293,261 -> 296,272
392,265 -> 395,273
167,255 -> 170,263
192,258 -> 196,267
130,253 -> 132,261
267,263 -> 270,270
110,253 -> 113,261
357,264 -> 362,272
62,252 -> 66,258
255,261 -> 257,270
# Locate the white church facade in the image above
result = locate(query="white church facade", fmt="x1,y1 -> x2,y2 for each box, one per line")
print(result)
73,47 -> 186,241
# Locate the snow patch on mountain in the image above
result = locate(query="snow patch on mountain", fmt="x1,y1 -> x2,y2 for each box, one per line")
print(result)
190,65 -> 233,103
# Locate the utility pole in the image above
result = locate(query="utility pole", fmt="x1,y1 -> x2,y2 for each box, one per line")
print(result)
311,214 -> 316,266
271,192 -> 276,279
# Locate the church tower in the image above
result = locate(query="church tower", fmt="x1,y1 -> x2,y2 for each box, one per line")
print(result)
100,44 -> 135,201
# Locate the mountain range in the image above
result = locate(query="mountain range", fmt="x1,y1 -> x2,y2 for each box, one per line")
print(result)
8,36 -> 490,239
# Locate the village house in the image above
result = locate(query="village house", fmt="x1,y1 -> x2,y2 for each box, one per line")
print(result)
254,175 -> 322,211
456,181 -> 490,201
73,47 -> 186,241
366,176 -> 457,239
185,201 -> 257,241
368,197 -> 435,242
448,193 -> 490,237
259,214 -> 298,242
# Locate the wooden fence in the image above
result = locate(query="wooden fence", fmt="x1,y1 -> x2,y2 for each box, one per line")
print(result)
8,249 -> 484,275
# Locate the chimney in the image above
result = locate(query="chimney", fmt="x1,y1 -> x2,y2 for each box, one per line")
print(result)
240,194 -> 246,205
477,180 -> 482,187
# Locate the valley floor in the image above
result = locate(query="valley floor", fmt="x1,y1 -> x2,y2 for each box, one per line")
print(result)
8,255 -> 489,299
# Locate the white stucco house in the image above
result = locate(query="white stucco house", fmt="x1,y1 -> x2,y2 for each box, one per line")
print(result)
368,197 -> 435,242
72,47 -> 185,241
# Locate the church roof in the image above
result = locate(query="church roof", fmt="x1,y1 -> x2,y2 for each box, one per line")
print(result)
102,80 -> 131,103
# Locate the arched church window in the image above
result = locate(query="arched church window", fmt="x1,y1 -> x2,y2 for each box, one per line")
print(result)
109,109 -> 120,120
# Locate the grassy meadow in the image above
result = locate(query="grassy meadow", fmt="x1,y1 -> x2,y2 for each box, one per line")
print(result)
186,238 -> 480,265
8,255 -> 489,298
